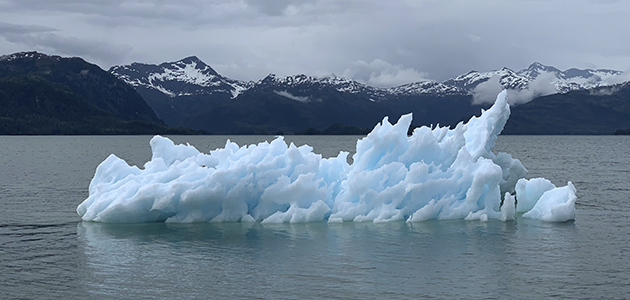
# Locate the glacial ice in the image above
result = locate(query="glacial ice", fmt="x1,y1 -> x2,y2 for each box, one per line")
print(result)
77,91 -> 577,223
518,178 -> 577,222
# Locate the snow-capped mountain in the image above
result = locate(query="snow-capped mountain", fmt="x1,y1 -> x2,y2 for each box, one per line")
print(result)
3,51 -> 627,135
108,56 -> 628,134
443,62 -> 622,94
388,81 -> 465,96
443,67 -> 530,91
1,51 -> 62,62
254,73 -> 469,101
517,62 -> 563,79
110,58 -> 470,102
109,56 -> 253,99
258,73 -> 376,94
111,57 -> 622,103
252,73 -> 393,102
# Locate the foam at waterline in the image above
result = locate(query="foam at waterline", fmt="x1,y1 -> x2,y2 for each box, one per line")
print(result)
77,91 -> 576,223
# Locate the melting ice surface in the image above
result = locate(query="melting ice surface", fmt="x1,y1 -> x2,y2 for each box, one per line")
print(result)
77,91 -> 576,223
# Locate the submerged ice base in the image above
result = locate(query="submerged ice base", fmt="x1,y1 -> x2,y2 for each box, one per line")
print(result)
77,91 -> 576,223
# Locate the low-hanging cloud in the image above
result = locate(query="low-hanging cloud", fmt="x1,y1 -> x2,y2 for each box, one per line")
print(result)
274,90 -> 310,103
510,72 -> 558,105
589,86 -> 621,96
342,59 -> 430,88
472,72 -> 558,105
602,70 -> 630,86
471,75 -> 503,105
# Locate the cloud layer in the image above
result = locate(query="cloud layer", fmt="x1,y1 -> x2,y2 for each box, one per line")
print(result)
342,59 -> 430,88
1,0 -> 630,85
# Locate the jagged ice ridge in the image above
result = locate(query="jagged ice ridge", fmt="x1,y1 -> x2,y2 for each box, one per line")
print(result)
77,91 -> 576,223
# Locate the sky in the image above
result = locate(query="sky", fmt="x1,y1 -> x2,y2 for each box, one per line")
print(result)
1,0 -> 629,87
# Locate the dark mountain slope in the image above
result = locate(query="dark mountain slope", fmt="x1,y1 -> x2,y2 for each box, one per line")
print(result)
109,57 -> 250,127
112,56 -> 626,135
184,80 -> 394,134
0,52 -> 160,122
0,52 -> 197,134
504,83 -> 630,135
180,73 -> 485,134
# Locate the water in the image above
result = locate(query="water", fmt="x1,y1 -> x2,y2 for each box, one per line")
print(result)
1,135 -> 629,299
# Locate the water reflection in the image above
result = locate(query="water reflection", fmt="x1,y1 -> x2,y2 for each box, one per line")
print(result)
77,219 -> 580,299
2,135 -> 627,299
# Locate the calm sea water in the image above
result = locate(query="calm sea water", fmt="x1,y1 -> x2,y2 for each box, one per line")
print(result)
1,135 -> 629,299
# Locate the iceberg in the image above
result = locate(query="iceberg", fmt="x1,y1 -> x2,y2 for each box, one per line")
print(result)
77,91 -> 576,223
518,178 -> 577,222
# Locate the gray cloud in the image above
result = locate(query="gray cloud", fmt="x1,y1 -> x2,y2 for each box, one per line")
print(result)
590,86 -> 621,96
1,0 -> 205,18
342,59 -> 430,88
507,73 -> 558,106
274,90 -> 311,103
472,75 -> 504,105
0,21 -> 56,34
0,21 -> 132,67
603,70 -> 630,85
0,0 -> 629,86
244,0 -> 316,16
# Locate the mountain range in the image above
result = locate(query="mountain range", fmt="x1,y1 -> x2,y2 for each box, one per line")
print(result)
111,57 -> 622,105
111,58 -> 478,134
1,51 -> 629,135
109,55 -> 628,134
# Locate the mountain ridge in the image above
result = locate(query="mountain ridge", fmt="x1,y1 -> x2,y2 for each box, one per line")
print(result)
0,51 -> 199,134
107,55 -> 627,134
110,57 -> 623,102
2,51 -> 628,135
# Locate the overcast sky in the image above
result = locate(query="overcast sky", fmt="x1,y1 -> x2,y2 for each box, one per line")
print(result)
1,0 -> 629,87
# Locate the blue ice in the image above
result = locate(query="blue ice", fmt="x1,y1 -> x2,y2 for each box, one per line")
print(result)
77,91 -> 576,223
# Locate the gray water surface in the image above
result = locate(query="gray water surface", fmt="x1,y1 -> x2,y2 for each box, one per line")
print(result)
1,135 -> 629,299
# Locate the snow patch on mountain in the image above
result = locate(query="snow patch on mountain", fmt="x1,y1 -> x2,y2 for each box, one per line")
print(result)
229,82 -> 249,99
460,62 -> 623,104
388,81 -> 466,96
110,57 -> 252,99
110,56 -> 624,104
257,73 -> 466,101
444,67 -> 530,91
0,51 -> 63,62
146,60 -> 218,87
